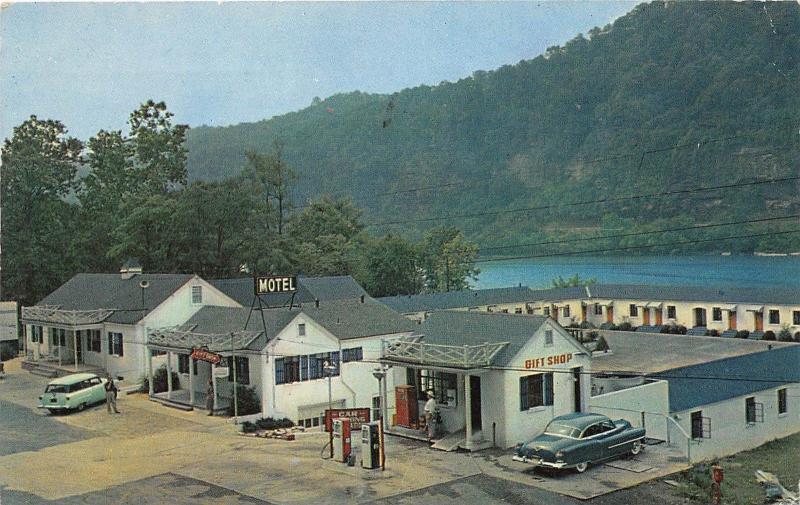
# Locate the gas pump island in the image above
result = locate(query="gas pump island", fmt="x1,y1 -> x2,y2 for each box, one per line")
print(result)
330,417 -> 383,470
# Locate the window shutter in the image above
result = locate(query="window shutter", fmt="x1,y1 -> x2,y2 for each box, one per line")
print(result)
227,356 -> 234,381
275,358 -> 284,384
108,333 -> 113,355
544,373 -> 554,406
300,356 -> 309,381
520,376 -> 529,411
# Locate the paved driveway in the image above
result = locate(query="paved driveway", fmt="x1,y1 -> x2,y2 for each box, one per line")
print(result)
0,399 -> 93,456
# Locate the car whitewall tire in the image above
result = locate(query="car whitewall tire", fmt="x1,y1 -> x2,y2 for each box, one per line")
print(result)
575,462 -> 588,473
631,440 -> 642,455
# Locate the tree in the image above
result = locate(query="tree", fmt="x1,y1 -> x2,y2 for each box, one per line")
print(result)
108,194 -> 179,272
551,274 -> 598,288
1,116 -> 83,303
289,196 -> 365,276
419,227 -> 480,292
128,100 -> 189,195
358,234 -> 420,297
242,140 -> 296,235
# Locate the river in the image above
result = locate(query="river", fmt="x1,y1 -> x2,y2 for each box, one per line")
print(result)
473,255 -> 800,290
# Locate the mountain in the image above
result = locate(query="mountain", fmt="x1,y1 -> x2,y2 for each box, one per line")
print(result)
186,1 -> 800,255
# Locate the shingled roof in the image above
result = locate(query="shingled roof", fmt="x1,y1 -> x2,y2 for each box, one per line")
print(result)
209,275 -> 368,307
377,286 -> 539,313
417,311 -> 575,367
35,273 -> 195,324
300,298 -> 416,340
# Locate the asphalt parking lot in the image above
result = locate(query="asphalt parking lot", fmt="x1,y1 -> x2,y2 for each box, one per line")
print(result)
0,358 -> 689,505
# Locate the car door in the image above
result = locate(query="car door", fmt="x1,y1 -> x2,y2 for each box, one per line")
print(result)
599,420 -> 631,459
88,377 -> 104,403
575,423 -> 604,463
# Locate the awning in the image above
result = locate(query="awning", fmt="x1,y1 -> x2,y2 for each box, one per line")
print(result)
148,328 -> 264,352
719,304 -> 737,312
645,302 -> 663,309
743,305 -> 764,313
590,300 -> 614,307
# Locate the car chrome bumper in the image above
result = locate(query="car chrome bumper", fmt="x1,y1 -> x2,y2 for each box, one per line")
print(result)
511,455 -> 568,468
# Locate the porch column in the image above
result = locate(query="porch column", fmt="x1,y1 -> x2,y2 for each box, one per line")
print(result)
73,330 -> 78,372
464,374 -> 473,451
188,355 -> 195,407
147,348 -> 154,396
211,368 -> 218,413
58,330 -> 62,367
166,351 -> 173,399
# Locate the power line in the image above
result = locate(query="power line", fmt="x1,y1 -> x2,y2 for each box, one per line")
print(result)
367,174 -> 800,228
475,228 -> 800,262
478,214 -> 800,253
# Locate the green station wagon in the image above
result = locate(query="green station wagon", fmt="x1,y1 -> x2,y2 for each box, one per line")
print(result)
38,373 -> 108,414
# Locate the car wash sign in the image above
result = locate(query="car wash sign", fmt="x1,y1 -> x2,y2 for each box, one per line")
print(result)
255,275 -> 297,295
324,408 -> 371,432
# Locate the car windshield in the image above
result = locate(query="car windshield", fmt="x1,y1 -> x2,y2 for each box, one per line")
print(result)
543,422 -> 581,438
45,384 -> 69,394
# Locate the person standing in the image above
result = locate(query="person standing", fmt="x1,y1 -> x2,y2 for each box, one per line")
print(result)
206,378 -> 215,416
105,374 -> 119,414
423,390 -> 438,442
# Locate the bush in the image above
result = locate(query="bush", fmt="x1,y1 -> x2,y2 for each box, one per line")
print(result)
587,330 -> 599,340
255,417 -> 294,430
660,326 -> 672,334
735,330 -> 750,339
778,325 -> 793,342
579,321 -> 595,329
675,325 -> 688,335
707,329 -> 719,337
140,365 -> 180,394
617,322 -> 633,332
763,330 -> 776,341
594,336 -> 610,353
794,331 -> 800,343
227,384 -> 261,416
241,421 -> 258,433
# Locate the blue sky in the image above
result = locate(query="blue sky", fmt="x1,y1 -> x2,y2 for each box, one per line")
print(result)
0,1 -> 637,141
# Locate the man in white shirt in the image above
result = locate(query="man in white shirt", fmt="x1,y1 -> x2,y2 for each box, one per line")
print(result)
423,390 -> 438,442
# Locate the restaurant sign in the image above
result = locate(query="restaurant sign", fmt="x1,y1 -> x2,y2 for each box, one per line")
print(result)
255,275 -> 297,295
191,348 -> 222,364
324,408 -> 371,432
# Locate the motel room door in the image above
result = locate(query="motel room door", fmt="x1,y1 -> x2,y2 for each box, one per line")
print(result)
470,376 -> 482,431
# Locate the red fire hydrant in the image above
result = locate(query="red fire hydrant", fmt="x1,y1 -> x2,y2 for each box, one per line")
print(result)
711,464 -> 723,504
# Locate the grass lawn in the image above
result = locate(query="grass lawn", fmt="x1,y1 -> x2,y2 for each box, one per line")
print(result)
672,433 -> 800,505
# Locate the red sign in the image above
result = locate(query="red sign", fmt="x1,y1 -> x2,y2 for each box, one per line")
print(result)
324,408 -> 371,432
191,348 -> 222,364
524,353 -> 573,369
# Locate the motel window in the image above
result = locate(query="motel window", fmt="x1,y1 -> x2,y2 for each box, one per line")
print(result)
178,354 -> 190,374
563,306 -> 571,318
520,373 -> 553,411
794,311 -> 800,326
629,304 -> 638,317
712,307 -> 722,322
515,307 -> 523,314
778,389 -> 788,415
342,347 -> 363,363
372,396 -> 381,422
594,304 -> 603,316
298,323 -> 306,337
108,332 -> 124,357
769,310 -> 780,325
31,325 -> 44,343
51,328 -> 66,347
667,306 -> 676,319
192,285 -> 203,304
745,397 -> 763,424
227,356 -> 250,385
544,330 -> 554,346
418,370 -> 457,404
691,411 -> 710,439
543,307 -> 550,317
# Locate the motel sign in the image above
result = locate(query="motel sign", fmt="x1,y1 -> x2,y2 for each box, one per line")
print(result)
255,276 -> 297,295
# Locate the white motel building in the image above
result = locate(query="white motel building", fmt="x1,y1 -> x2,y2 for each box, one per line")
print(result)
18,268 -> 800,464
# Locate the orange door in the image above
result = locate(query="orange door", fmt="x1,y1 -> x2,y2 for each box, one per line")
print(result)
581,305 -> 587,323
607,306 -> 614,323
728,311 -> 737,330
656,309 -> 663,325
552,307 -> 559,320
755,312 -> 763,331
643,309 -> 650,325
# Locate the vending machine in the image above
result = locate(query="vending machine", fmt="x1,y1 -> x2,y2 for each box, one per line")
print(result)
395,385 -> 418,427
332,418 -> 352,463
360,422 -> 380,469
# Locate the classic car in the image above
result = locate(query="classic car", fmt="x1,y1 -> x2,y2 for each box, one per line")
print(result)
512,412 -> 646,473
38,373 -> 108,414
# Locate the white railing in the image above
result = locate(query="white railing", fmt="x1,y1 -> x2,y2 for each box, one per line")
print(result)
381,336 -> 508,369
665,415 -> 693,463
22,306 -> 113,325
148,328 -> 263,352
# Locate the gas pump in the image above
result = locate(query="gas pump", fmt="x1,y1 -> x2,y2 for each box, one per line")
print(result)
360,422 -> 380,469
332,418 -> 352,463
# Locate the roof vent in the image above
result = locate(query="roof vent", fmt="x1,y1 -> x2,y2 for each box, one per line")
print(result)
360,295 -> 365,304
120,258 -> 142,280
315,299 -> 320,308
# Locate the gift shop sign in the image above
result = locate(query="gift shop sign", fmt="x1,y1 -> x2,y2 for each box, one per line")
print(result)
524,353 -> 573,369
